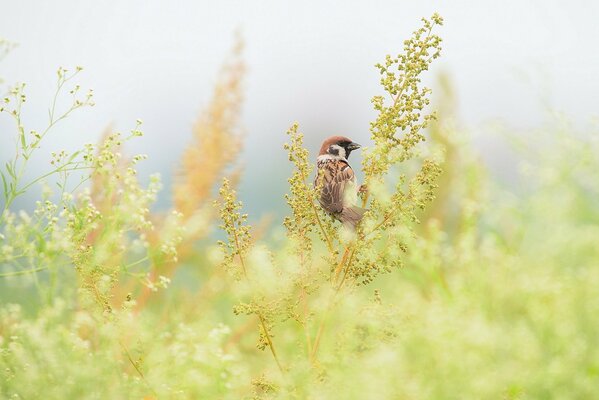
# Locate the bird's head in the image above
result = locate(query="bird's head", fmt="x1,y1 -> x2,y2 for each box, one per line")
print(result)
318,136 -> 361,161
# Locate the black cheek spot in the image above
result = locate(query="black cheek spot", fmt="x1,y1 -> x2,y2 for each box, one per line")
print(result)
328,146 -> 339,156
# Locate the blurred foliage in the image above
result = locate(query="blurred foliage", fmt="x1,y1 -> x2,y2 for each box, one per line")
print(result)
2,15 -> 599,399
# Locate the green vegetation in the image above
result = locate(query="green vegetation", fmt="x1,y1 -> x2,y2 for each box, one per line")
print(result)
1,14 -> 598,399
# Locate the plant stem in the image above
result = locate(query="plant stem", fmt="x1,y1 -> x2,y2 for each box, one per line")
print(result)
119,340 -> 157,397
301,287 -> 312,357
309,283 -> 344,363
336,249 -> 356,290
333,247 -> 350,282
232,227 -> 248,278
311,201 -> 334,253
0,266 -> 48,278
258,313 -> 284,373
299,248 -> 313,357
311,246 -> 358,362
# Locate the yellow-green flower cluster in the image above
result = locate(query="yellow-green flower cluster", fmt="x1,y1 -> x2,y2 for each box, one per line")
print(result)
216,179 -> 284,370
283,123 -> 337,264
345,14 -> 444,285
216,178 -> 252,280
363,13 -> 443,181
0,67 -> 171,314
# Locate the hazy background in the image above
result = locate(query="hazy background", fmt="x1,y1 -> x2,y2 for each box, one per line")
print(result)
1,0 -> 598,218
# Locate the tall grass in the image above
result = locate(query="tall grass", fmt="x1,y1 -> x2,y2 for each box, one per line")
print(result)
2,14 -> 599,399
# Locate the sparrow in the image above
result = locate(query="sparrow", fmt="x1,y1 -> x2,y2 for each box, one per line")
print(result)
315,136 -> 366,230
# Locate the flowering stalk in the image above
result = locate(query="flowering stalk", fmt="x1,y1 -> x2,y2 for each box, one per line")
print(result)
339,13 -> 444,286
0,67 -> 94,221
284,123 -> 336,254
216,178 -> 284,373
311,13 -> 445,362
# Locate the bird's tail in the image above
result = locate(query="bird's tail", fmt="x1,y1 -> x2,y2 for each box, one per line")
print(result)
341,206 -> 367,230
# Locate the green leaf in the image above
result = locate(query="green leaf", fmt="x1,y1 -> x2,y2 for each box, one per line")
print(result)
0,171 -> 8,200
5,162 -> 15,178
67,150 -> 81,164
36,231 -> 47,250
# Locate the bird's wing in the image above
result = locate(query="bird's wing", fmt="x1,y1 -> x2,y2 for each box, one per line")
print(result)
318,160 -> 357,214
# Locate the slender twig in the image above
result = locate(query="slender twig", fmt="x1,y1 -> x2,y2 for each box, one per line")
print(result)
301,286 -> 312,357
310,316 -> 327,363
119,340 -> 157,397
232,228 -> 248,278
311,201 -> 334,253
336,249 -> 356,291
309,283 -> 343,362
19,166 -> 90,194
257,313 -> 284,373
333,247 -> 350,282
122,256 -> 149,271
299,249 -> 313,357
310,244 -> 359,363
0,266 -> 48,278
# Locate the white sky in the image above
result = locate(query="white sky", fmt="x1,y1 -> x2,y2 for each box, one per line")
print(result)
1,0 -> 598,215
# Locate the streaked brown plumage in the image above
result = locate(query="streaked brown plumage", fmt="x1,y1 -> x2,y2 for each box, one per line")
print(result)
315,136 -> 366,229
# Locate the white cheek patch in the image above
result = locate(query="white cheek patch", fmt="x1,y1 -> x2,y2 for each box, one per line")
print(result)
329,144 -> 346,159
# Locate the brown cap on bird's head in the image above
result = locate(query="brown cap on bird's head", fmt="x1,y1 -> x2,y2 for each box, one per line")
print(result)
319,135 -> 361,157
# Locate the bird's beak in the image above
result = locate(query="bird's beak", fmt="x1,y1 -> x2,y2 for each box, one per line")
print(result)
347,142 -> 361,151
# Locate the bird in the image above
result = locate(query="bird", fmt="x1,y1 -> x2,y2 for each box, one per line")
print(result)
314,136 -> 366,230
